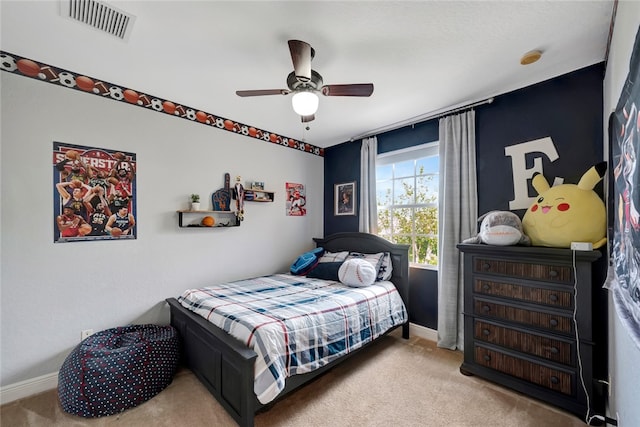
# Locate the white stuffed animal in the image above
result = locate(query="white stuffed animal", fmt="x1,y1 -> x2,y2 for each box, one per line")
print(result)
463,210 -> 531,246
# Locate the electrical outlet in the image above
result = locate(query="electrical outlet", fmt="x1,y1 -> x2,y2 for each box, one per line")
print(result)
81,329 -> 94,341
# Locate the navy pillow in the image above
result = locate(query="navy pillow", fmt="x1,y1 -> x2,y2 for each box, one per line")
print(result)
306,262 -> 343,281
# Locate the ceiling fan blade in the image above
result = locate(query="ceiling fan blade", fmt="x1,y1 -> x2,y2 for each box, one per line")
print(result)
236,89 -> 290,97
301,114 -> 315,123
321,83 -> 374,97
288,40 -> 312,82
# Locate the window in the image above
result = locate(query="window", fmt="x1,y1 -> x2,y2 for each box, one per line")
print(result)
376,142 -> 439,266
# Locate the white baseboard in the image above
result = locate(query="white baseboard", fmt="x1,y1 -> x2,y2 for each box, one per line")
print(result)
0,323 -> 437,405
410,322 -> 438,342
0,372 -> 58,405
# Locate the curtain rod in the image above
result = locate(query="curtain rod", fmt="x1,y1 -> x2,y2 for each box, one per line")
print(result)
350,96 -> 494,142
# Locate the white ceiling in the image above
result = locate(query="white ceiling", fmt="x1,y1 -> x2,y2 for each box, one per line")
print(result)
1,1 -> 614,148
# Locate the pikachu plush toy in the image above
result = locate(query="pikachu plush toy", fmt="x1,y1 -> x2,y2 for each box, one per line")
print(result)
522,162 -> 608,249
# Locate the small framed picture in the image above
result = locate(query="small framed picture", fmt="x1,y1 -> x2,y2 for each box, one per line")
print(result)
250,181 -> 264,191
335,181 -> 356,216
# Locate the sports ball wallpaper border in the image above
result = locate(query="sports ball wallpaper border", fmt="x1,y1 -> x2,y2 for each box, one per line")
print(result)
1,51 -> 324,157
53,142 -> 137,243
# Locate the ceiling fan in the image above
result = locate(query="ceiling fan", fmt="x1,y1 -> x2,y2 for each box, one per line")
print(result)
235,40 -> 374,123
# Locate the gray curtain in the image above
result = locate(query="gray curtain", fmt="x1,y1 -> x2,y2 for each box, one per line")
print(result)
437,110 -> 478,350
359,136 -> 378,233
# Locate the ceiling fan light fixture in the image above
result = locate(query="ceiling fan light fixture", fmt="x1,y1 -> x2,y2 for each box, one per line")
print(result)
236,40 -> 373,122
291,91 -> 319,116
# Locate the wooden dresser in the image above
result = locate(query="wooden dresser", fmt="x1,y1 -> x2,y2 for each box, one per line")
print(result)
456,243 -> 607,421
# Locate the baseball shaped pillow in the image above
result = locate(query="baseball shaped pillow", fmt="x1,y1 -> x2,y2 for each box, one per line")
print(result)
338,259 -> 377,287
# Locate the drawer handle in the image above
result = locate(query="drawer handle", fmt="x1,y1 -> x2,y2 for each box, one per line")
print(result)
549,270 -> 558,278
550,318 -> 559,327
549,294 -> 558,302
482,263 -> 491,271
482,328 -> 491,336
483,355 -> 491,362
550,376 -> 560,385
482,305 -> 491,313
550,346 -> 559,354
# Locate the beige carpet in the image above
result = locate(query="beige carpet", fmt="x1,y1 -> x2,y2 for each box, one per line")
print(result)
1,333 -> 586,426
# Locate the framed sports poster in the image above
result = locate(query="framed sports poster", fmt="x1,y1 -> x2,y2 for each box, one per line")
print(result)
286,182 -> 306,216
335,181 -> 356,216
53,142 -> 137,243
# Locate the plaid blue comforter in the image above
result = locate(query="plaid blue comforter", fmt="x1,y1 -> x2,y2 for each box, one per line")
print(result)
178,274 -> 407,404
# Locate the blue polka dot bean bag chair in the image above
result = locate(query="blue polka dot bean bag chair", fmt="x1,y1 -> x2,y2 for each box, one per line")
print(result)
58,324 -> 180,417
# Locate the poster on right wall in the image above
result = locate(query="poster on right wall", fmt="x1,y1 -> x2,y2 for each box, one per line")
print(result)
610,26 -> 640,350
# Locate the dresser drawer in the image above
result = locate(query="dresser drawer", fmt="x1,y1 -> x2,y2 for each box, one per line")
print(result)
474,299 -> 573,335
473,258 -> 572,283
474,279 -> 573,309
474,320 -> 573,365
474,345 -> 574,395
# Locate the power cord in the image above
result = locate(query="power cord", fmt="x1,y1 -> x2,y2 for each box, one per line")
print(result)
572,249 -> 608,426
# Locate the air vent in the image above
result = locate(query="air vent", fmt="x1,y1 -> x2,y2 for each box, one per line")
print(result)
59,0 -> 135,41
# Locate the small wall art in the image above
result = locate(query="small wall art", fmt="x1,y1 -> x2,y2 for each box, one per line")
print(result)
286,182 -> 306,216
249,181 -> 265,190
335,181 -> 356,216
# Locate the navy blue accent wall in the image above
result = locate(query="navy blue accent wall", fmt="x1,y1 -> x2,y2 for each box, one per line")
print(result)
409,267 -> 438,329
378,120 -> 439,155
476,63 -> 605,216
324,64 -> 604,330
323,141 -> 361,233
324,118 -> 439,235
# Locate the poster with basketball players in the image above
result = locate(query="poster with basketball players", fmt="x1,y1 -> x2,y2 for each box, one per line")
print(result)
609,27 -> 640,349
285,182 -> 306,216
53,142 -> 137,243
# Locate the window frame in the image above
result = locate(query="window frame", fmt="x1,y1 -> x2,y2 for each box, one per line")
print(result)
376,141 -> 439,268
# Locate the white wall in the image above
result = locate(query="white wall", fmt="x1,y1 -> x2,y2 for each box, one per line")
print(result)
603,2 -> 640,426
0,71 -> 323,387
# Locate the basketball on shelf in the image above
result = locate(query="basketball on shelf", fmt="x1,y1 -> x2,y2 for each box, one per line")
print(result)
201,216 -> 215,227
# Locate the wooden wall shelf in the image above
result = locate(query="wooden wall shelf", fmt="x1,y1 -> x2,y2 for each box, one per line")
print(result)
244,190 -> 274,202
177,210 -> 240,228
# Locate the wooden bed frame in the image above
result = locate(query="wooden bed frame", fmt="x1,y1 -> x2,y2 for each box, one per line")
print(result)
165,232 -> 410,427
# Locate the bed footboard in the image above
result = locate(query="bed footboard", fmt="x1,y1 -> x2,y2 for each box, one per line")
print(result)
166,298 -> 258,427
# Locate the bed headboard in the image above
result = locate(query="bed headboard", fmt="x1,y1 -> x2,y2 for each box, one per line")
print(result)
313,232 -> 410,338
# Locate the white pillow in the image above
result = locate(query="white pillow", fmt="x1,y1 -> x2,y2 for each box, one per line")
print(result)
338,259 -> 377,287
